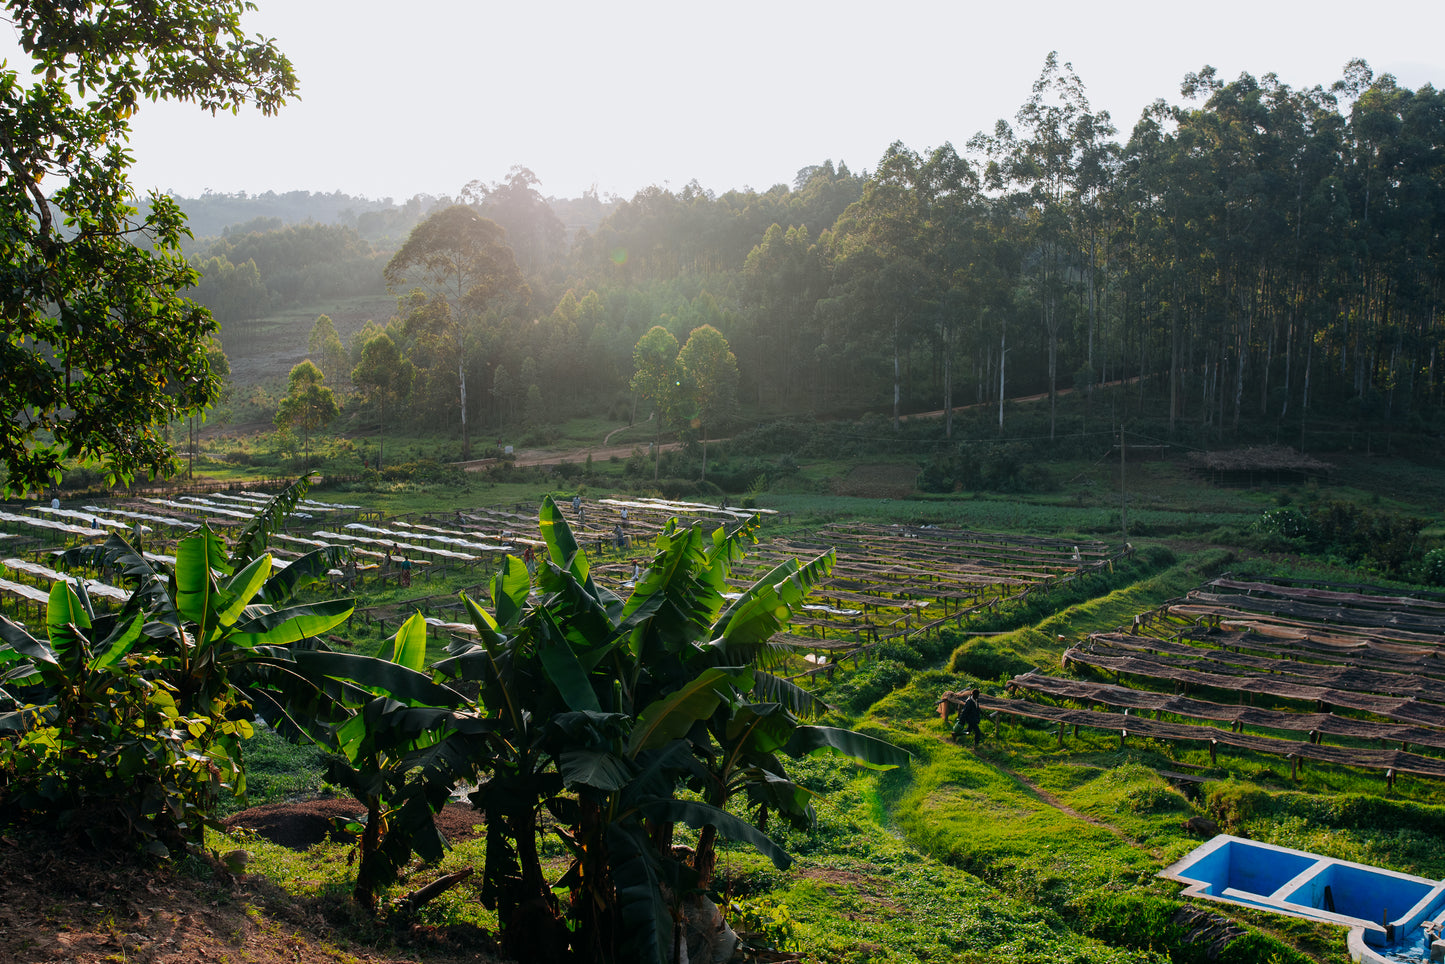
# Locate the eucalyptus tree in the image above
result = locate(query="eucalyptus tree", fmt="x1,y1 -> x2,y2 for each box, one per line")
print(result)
983,52 -> 1115,438
678,324 -> 739,477
917,143 -> 987,437
308,314 -> 353,391
0,0 -> 296,495
461,165 -> 567,281
384,205 -> 529,459
351,331 -> 414,471
1336,65 -> 1445,416
631,326 -> 682,479
274,360 -> 339,466
828,142 -> 933,428
740,222 -> 826,406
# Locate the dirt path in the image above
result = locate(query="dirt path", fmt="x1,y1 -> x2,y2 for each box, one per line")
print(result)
986,755 -> 1150,852
456,439 -> 678,472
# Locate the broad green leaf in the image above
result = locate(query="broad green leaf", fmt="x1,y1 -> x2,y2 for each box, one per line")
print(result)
784,724 -> 910,770
46,581 -> 90,665
724,702 -> 795,755
459,593 -> 506,657
536,611 -> 601,713
258,545 -> 344,603
738,767 -> 816,820
627,666 -> 752,756
231,597 -> 354,647
0,614 -> 56,666
490,553 -> 530,626
91,612 -> 145,670
538,495 -> 598,598
715,550 -> 835,656
335,711 -> 370,760
752,670 -> 832,719
642,797 -> 792,870
386,612 -> 428,673
174,527 -> 229,641
605,821 -> 674,964
219,553 -> 271,626
558,747 -> 633,791
290,649 -> 465,708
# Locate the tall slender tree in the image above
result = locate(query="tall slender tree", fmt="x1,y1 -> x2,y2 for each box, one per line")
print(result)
384,206 -> 528,459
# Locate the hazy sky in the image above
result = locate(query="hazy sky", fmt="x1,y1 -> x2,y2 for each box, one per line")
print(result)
7,0 -> 1444,202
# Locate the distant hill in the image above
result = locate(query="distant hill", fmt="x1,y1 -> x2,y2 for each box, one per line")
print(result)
152,189 -> 617,249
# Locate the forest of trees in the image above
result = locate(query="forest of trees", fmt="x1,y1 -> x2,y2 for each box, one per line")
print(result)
187,56 -> 1445,448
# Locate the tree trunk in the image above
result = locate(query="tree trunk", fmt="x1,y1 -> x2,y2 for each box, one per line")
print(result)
459,359 -> 470,460
997,323 -> 1007,435
892,313 -> 902,431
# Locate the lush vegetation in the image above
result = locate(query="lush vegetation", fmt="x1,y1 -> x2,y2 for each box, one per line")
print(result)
137,52 -> 1445,482
5,5 -> 1445,963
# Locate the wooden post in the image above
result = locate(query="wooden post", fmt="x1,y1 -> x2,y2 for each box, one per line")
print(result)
1386,768 -> 1396,790
1120,728 -> 1127,749
1209,739 -> 1217,765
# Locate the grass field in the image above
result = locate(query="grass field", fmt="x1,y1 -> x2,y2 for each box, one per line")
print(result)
22,405 -> 1445,963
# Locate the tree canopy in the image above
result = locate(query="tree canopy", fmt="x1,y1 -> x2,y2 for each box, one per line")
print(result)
0,0 -> 297,496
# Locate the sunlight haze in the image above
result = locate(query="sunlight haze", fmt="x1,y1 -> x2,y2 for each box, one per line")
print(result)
6,0 -> 1444,201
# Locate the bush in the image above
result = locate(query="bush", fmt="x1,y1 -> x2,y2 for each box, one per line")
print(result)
948,638 -> 1035,680
1251,507 -> 1313,540
831,659 -> 911,712
1205,781 -> 1274,829
727,418 -> 817,457
873,638 -> 926,669
1421,547 -> 1445,586
655,478 -> 723,501
916,441 -> 1059,494
379,458 -> 467,486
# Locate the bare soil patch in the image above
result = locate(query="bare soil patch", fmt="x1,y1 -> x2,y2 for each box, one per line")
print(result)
224,797 -> 485,850
0,800 -> 501,964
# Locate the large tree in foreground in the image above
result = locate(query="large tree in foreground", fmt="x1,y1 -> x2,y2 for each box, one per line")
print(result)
0,0 -> 297,496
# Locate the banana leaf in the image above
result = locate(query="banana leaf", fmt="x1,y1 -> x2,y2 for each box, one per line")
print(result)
232,476 -> 310,570
627,665 -> 752,756
290,649 -> 466,708
783,724 -> 910,770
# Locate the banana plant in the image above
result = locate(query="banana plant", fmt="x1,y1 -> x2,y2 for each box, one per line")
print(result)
309,612 -> 484,909
440,497 -> 909,964
59,477 -> 354,731
1,477 -> 358,852
0,580 -> 254,854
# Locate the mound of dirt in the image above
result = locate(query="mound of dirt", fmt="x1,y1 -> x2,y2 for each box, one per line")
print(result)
225,797 -> 485,850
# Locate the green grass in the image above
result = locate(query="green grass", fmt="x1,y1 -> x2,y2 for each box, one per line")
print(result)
86,433 -> 1445,963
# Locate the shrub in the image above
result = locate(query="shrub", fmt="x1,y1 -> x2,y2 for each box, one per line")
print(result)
1422,547 -> 1445,586
832,659 -> 911,712
874,638 -> 926,669
1251,508 -> 1313,540
1205,781 -> 1274,829
948,638 -> 1035,680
